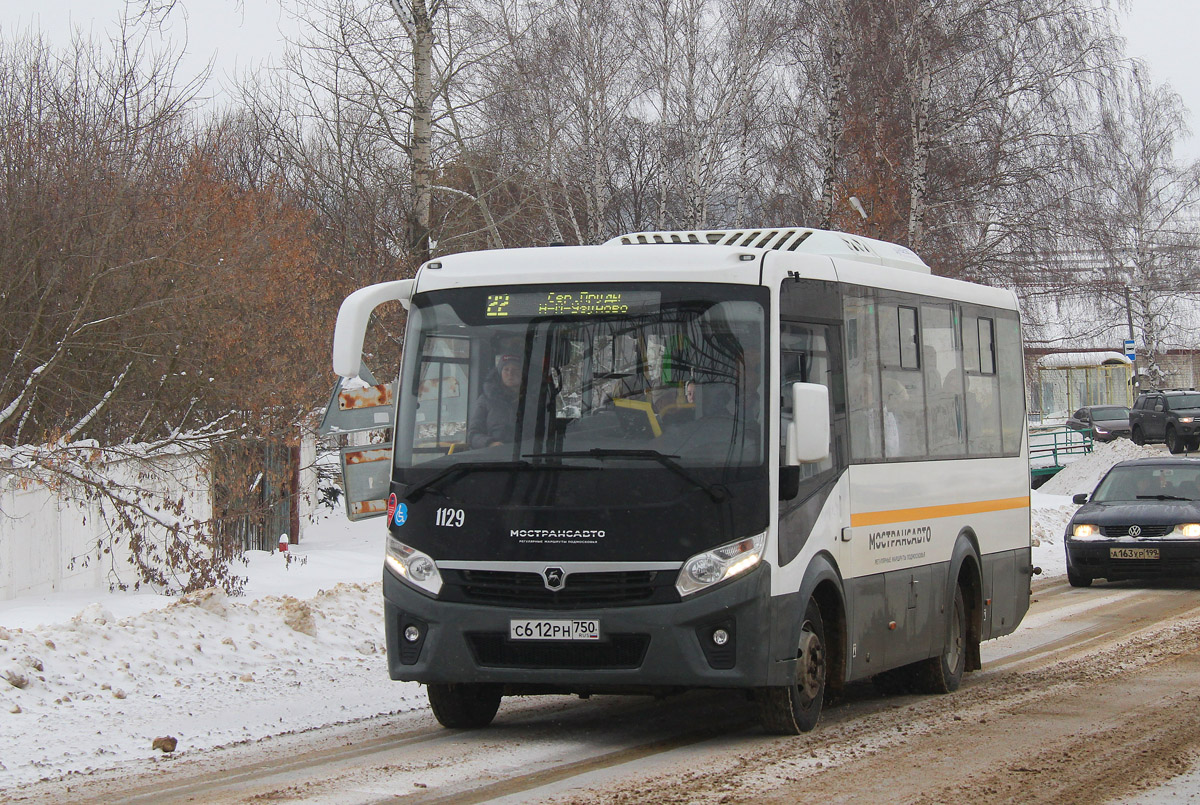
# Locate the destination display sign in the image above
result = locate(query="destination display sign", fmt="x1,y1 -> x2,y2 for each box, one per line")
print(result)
485,290 -> 661,318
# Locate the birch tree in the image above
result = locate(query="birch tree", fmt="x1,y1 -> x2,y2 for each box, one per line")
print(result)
1066,68 -> 1200,379
785,0 -> 1120,273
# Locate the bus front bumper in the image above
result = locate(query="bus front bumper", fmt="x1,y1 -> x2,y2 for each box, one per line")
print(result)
382,562 -> 793,690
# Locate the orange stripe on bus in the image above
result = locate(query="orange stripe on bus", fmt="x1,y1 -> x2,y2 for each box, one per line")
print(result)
849,496 -> 1030,528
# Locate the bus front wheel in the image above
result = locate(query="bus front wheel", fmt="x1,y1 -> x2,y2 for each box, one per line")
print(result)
427,683 -> 502,729
756,598 -> 826,734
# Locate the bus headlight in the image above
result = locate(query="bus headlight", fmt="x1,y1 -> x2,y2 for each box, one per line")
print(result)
676,533 -> 765,597
386,536 -> 442,595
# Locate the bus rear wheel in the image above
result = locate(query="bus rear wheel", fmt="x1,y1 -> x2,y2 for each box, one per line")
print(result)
918,583 -> 966,694
756,598 -> 826,734
427,683 -> 502,729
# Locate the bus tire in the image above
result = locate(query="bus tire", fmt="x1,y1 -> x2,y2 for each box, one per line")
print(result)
919,583 -> 966,694
756,598 -> 826,734
427,683 -> 503,729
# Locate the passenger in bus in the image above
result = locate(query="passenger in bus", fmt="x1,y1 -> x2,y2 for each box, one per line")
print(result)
882,377 -> 906,456
467,354 -> 522,449
691,348 -> 761,423
651,380 -> 696,426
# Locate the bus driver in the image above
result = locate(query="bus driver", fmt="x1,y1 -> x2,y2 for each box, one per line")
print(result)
468,353 -> 523,448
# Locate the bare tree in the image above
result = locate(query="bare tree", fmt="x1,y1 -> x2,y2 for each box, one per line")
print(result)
774,0 -> 1121,274
1059,67 -> 1200,379
0,23 -> 343,593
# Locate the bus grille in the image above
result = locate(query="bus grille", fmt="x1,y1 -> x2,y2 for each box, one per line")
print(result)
442,569 -> 677,608
467,633 -> 650,669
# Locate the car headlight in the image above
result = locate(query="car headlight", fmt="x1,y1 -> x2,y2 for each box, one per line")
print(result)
676,533 -> 765,596
1178,523 -> 1200,538
1093,426 -> 1109,435
1179,417 -> 1194,424
385,536 -> 442,595
1072,523 -> 1100,539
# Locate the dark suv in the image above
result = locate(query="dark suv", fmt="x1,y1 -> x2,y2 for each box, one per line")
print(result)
1129,389 -> 1200,453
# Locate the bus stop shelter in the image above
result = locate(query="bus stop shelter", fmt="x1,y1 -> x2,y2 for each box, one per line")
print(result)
1029,351 -> 1133,423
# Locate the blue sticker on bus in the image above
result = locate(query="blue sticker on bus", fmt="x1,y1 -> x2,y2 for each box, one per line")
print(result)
394,503 -> 408,527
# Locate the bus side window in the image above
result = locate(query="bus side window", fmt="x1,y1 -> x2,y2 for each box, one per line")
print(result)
996,312 -> 1025,454
922,302 -> 965,457
878,299 -> 926,458
415,336 -> 471,461
962,311 -> 1001,455
779,321 -> 843,495
844,290 -> 882,460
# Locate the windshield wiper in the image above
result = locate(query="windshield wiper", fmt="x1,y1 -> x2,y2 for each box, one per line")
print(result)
404,460 -> 533,502
524,448 -> 729,502
1135,494 -> 1192,501
404,459 -> 598,501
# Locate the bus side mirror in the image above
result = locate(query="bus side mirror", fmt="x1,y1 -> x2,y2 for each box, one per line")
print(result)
786,382 -> 830,465
332,279 -> 415,378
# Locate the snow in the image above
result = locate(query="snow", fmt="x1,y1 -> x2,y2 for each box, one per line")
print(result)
0,440 -> 1176,790
1037,438 -> 1168,498
0,509 -> 427,788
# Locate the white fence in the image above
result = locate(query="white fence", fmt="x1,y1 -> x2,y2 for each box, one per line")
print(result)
0,449 -> 212,601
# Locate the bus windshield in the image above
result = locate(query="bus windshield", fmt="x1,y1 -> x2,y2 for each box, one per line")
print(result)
394,283 -> 767,477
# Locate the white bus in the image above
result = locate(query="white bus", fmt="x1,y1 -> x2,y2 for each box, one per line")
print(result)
328,227 -> 1031,734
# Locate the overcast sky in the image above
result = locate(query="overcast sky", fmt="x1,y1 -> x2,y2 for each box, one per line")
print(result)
1,0 -> 1198,161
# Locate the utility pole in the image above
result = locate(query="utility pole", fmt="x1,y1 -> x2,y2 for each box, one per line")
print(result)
1124,285 -> 1138,398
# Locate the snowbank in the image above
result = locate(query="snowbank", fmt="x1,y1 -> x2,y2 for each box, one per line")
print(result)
0,511 -> 426,788
1038,439 -> 1167,497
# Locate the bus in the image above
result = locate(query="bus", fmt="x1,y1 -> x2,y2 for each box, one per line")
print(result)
326,227 -> 1031,734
